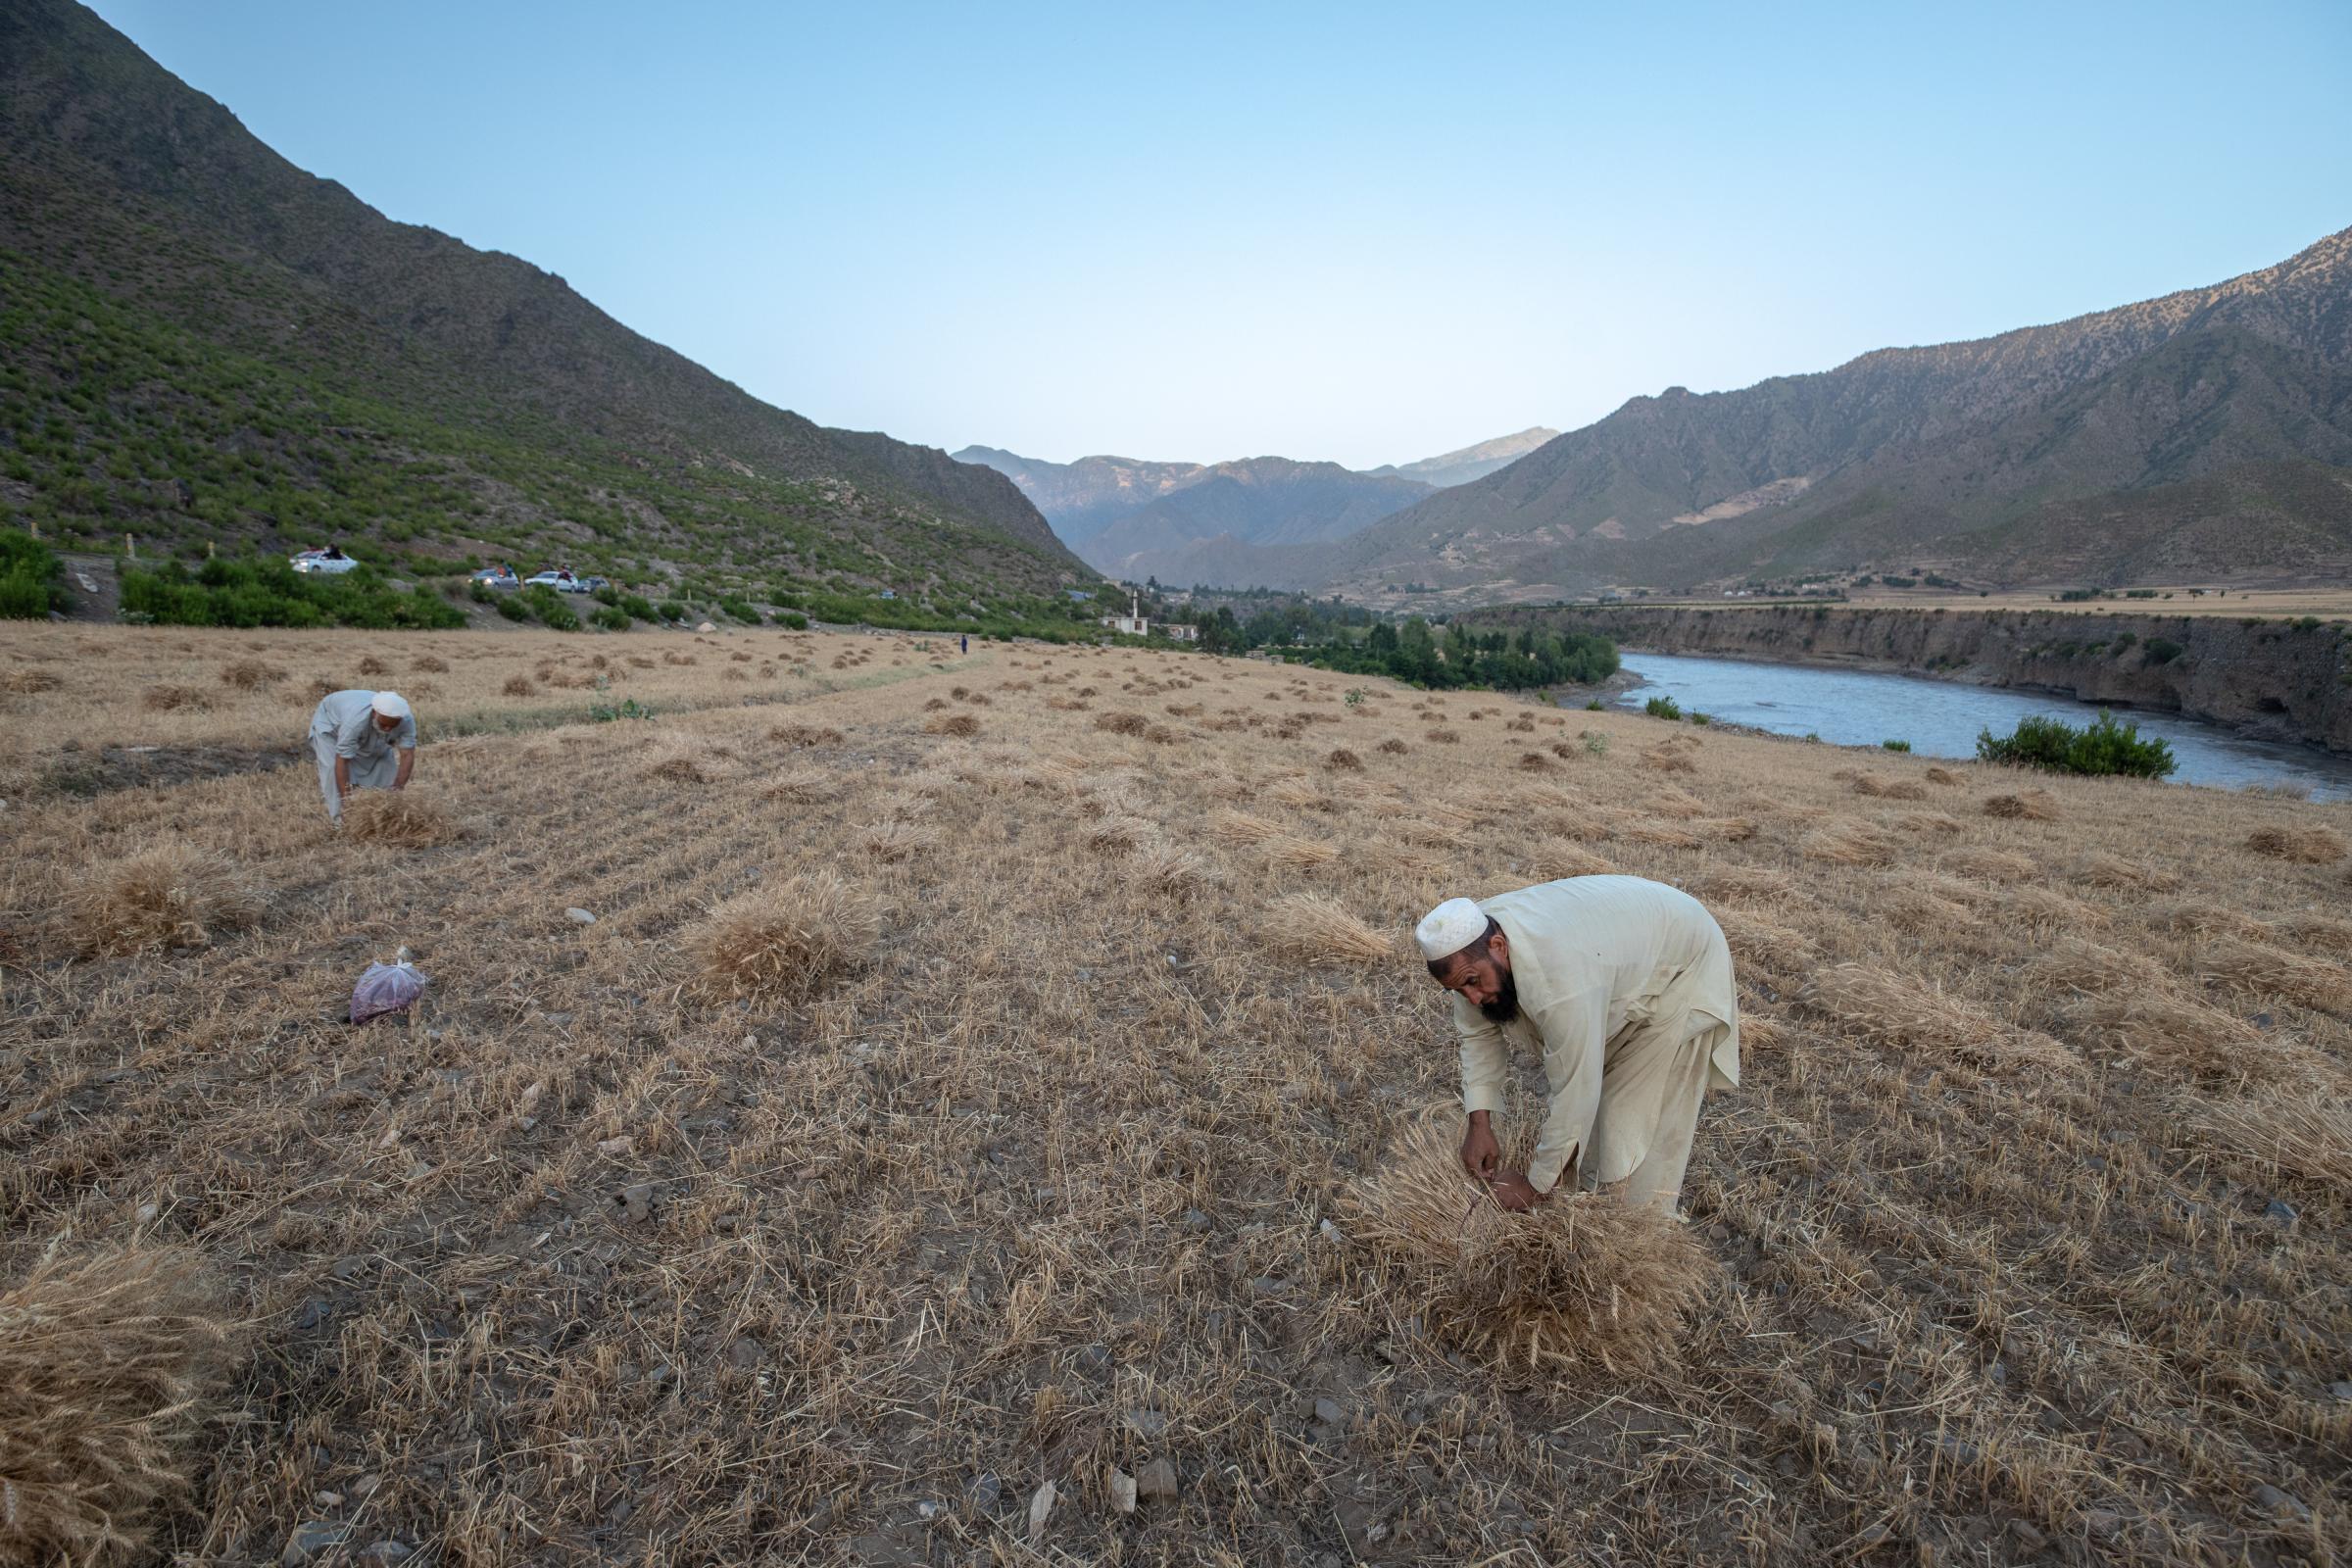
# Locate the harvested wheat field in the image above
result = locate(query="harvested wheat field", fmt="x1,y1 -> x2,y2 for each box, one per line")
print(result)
3,621 -> 2350,1566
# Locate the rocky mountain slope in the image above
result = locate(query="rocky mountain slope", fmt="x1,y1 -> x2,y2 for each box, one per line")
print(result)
1328,229 -> 2352,601
1362,425 -> 1559,488
0,0 -> 1087,599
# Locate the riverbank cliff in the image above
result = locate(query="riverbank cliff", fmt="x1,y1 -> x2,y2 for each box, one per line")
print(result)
1476,605 -> 2352,755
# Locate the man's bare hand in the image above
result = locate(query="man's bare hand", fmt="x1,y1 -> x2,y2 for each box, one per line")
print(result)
1487,1168 -> 1542,1211
1460,1112 -> 1500,1181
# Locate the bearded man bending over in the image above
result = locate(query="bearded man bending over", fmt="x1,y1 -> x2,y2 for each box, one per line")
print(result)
1417,876 -> 1741,1214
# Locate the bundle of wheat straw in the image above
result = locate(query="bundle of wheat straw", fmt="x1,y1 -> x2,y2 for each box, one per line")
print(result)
0,1248 -> 241,1568
341,791 -> 464,847
67,845 -> 265,954
1341,1115 -> 1714,1381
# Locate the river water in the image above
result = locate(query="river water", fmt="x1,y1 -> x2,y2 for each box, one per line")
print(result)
1611,651 -> 2352,803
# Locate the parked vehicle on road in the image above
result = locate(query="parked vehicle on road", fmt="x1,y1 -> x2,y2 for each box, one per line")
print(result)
470,563 -> 520,589
290,546 -> 360,575
524,568 -> 607,594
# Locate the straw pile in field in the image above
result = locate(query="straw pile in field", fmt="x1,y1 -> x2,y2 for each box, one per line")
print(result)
1807,962 -> 2081,1074
2245,825 -> 2346,864
1265,894 -> 1395,965
2188,1094 -> 2352,1188
341,791 -> 465,847
685,869 -> 882,1006
0,1247 -> 240,1568
67,846 -> 264,955
1340,1116 -> 1714,1381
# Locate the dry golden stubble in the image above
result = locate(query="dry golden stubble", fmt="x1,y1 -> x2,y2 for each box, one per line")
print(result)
1685,864 -> 1794,904
1265,834 -> 1340,872
2197,936 -> 2352,1013
1095,710 -> 1149,736
1852,774 -> 1929,800
1339,1114 -> 1715,1382
1713,907 -> 1818,978
1132,839 -> 1213,898
1210,809 -> 1285,846
139,684 -> 210,711
1377,737 -> 1409,756
770,722 -> 846,747
501,674 -> 535,697
66,844 -> 265,955
1263,893 -> 1396,965
2055,990 -> 2281,1087
1324,748 -> 1364,772
1640,747 -> 1696,774
2184,1094 -> 2352,1189
1425,728 -> 1460,744
356,655 -> 388,676
1085,815 -> 1153,856
1896,810 -> 1967,835
1799,820 -> 1902,866
1923,765 -> 1966,786
859,819 -> 939,861
339,791 -> 466,848
682,869 -> 882,1007
2244,824 -> 2346,864
1939,846 -> 2039,883
1983,791 -> 2060,820
922,711 -> 981,737
764,766 -> 840,805
2,666 -> 64,693
2079,851 -> 2182,888
1264,777 -> 1337,813
1533,840 -> 1618,880
412,654 -> 450,673
0,1247 -> 241,1568
1806,963 -> 2082,1075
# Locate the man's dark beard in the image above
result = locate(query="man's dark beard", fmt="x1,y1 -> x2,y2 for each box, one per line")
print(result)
1478,969 -> 1519,1023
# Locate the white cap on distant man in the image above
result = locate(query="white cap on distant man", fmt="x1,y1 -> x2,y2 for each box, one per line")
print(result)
370,691 -> 411,720
1415,898 -> 1488,962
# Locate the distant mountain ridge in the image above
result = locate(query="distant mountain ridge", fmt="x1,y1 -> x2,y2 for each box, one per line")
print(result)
0,0 -> 1088,598
1328,228 -> 2352,601
1363,426 -> 1559,488
953,427 -> 1546,586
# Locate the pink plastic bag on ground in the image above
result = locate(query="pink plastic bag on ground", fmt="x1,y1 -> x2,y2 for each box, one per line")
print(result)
350,959 -> 428,1024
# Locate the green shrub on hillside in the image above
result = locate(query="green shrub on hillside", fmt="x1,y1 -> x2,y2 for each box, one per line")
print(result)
119,556 -> 463,629
717,595 -> 760,624
1643,696 -> 1683,720
1,532 -> 65,618
1976,710 -> 2176,779
776,610 -> 809,629
518,584 -> 578,631
2145,638 -> 2184,664
590,605 -> 632,632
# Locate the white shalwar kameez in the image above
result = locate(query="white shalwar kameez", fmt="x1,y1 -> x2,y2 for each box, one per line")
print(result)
1453,876 -> 1741,1212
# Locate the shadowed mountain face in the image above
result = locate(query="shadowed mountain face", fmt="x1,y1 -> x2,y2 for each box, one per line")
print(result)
1327,229 -> 2352,601
953,437 -> 1560,587
0,0 -> 1084,588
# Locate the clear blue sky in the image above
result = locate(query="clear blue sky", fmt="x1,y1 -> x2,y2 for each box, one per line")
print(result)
86,1 -> 2352,470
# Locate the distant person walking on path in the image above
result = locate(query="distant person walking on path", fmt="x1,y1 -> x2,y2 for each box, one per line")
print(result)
959,634 -> 968,656
1417,876 -> 1740,1215
308,689 -> 416,823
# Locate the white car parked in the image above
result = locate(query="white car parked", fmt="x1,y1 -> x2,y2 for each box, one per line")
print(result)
290,547 -> 361,575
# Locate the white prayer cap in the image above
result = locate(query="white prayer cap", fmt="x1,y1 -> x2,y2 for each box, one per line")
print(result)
370,691 -> 412,720
1415,898 -> 1489,962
